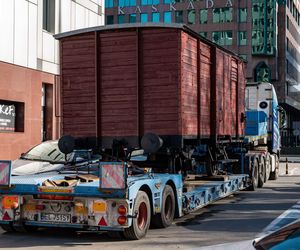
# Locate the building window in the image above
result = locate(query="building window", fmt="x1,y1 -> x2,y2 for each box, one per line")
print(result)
200,9 -> 208,24
106,15 -> 114,25
118,15 -> 126,24
188,10 -> 195,24
164,0 -> 171,3
252,0 -> 276,56
152,12 -> 160,22
238,31 -> 247,45
213,7 -> 232,23
141,13 -> 148,23
164,11 -> 172,23
175,11 -> 183,23
199,32 -> 207,38
287,15 -> 289,30
212,31 -> 233,46
238,8 -> 247,22
141,0 -> 159,5
239,54 -> 247,61
105,0 -> 114,8
0,100 -> 25,133
119,0 -> 136,7
255,62 -> 271,82
43,0 -> 55,33
129,14 -> 136,23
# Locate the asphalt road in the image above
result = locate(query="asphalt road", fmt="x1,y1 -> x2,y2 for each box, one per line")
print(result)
1,162 -> 300,250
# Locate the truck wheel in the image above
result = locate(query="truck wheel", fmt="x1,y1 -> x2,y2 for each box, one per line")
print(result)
249,158 -> 258,191
257,156 -> 265,188
151,185 -> 175,228
265,153 -> 271,181
0,224 -> 15,232
123,191 -> 151,240
269,154 -> 279,180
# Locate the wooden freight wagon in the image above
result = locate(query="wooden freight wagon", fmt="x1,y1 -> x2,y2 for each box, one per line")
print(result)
55,23 -> 245,150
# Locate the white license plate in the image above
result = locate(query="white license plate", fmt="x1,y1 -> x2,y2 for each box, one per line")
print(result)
41,213 -> 71,223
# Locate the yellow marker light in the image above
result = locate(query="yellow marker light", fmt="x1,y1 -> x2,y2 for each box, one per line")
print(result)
93,201 -> 106,213
23,204 -> 36,212
74,202 -> 88,214
2,196 -> 18,209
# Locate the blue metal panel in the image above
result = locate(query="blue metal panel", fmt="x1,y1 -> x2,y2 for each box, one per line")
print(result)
245,111 -> 268,136
271,87 -> 280,153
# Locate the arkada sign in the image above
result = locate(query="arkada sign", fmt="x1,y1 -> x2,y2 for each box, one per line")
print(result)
0,104 -> 16,132
118,0 -> 233,14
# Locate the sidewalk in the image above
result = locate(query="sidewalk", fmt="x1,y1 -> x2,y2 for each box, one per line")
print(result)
280,155 -> 300,163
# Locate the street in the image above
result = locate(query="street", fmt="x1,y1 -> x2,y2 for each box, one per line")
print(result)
0,161 -> 300,250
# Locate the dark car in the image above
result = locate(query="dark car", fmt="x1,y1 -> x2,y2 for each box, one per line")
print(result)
12,140 -> 100,176
254,219 -> 300,250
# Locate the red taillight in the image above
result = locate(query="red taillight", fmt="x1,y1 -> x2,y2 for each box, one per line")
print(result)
118,205 -> 127,215
117,216 -> 127,225
37,195 -> 73,201
35,205 -> 45,211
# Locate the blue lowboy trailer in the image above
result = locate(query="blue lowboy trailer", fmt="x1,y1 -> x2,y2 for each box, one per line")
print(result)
0,81 -> 284,240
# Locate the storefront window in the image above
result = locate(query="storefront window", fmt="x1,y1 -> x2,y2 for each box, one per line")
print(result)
164,11 -> 172,23
152,12 -> 160,22
238,31 -> 247,45
212,31 -> 233,46
238,8 -> 247,22
141,13 -> 148,23
188,10 -> 196,24
200,9 -> 208,24
175,11 -> 183,23
213,7 -> 232,23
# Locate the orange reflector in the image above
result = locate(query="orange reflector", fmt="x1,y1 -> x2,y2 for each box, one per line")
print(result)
117,216 -> 127,225
98,217 -> 107,226
2,196 -> 18,209
118,205 -> 127,215
2,212 -> 11,221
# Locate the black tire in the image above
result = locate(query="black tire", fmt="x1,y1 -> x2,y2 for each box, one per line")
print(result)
0,224 -> 15,233
249,158 -> 259,191
107,231 -> 123,239
257,155 -> 265,188
269,154 -> 279,180
151,185 -> 175,228
123,191 -> 151,240
265,153 -> 271,181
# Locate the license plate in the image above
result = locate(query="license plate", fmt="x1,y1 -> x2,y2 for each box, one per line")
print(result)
41,213 -> 71,223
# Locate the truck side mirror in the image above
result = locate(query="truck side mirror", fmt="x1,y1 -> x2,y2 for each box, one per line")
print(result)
278,106 -> 287,129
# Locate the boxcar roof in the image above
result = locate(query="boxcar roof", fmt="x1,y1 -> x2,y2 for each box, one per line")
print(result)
54,23 -> 241,60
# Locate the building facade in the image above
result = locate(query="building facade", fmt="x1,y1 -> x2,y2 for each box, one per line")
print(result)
0,0 -> 104,160
106,0 -> 300,149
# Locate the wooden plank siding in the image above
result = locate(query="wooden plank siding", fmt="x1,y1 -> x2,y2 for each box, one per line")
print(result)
59,26 -> 246,148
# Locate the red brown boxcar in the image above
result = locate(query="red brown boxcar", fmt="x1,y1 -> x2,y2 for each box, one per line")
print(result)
55,24 -> 245,148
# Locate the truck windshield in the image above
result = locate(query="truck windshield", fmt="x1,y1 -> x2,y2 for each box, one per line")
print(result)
21,141 -> 72,163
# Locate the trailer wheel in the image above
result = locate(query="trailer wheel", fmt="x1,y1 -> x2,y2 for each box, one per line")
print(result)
257,155 -> 265,188
269,154 -> 279,180
249,158 -> 258,191
123,191 -> 151,240
151,185 -> 175,228
0,224 -> 15,233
